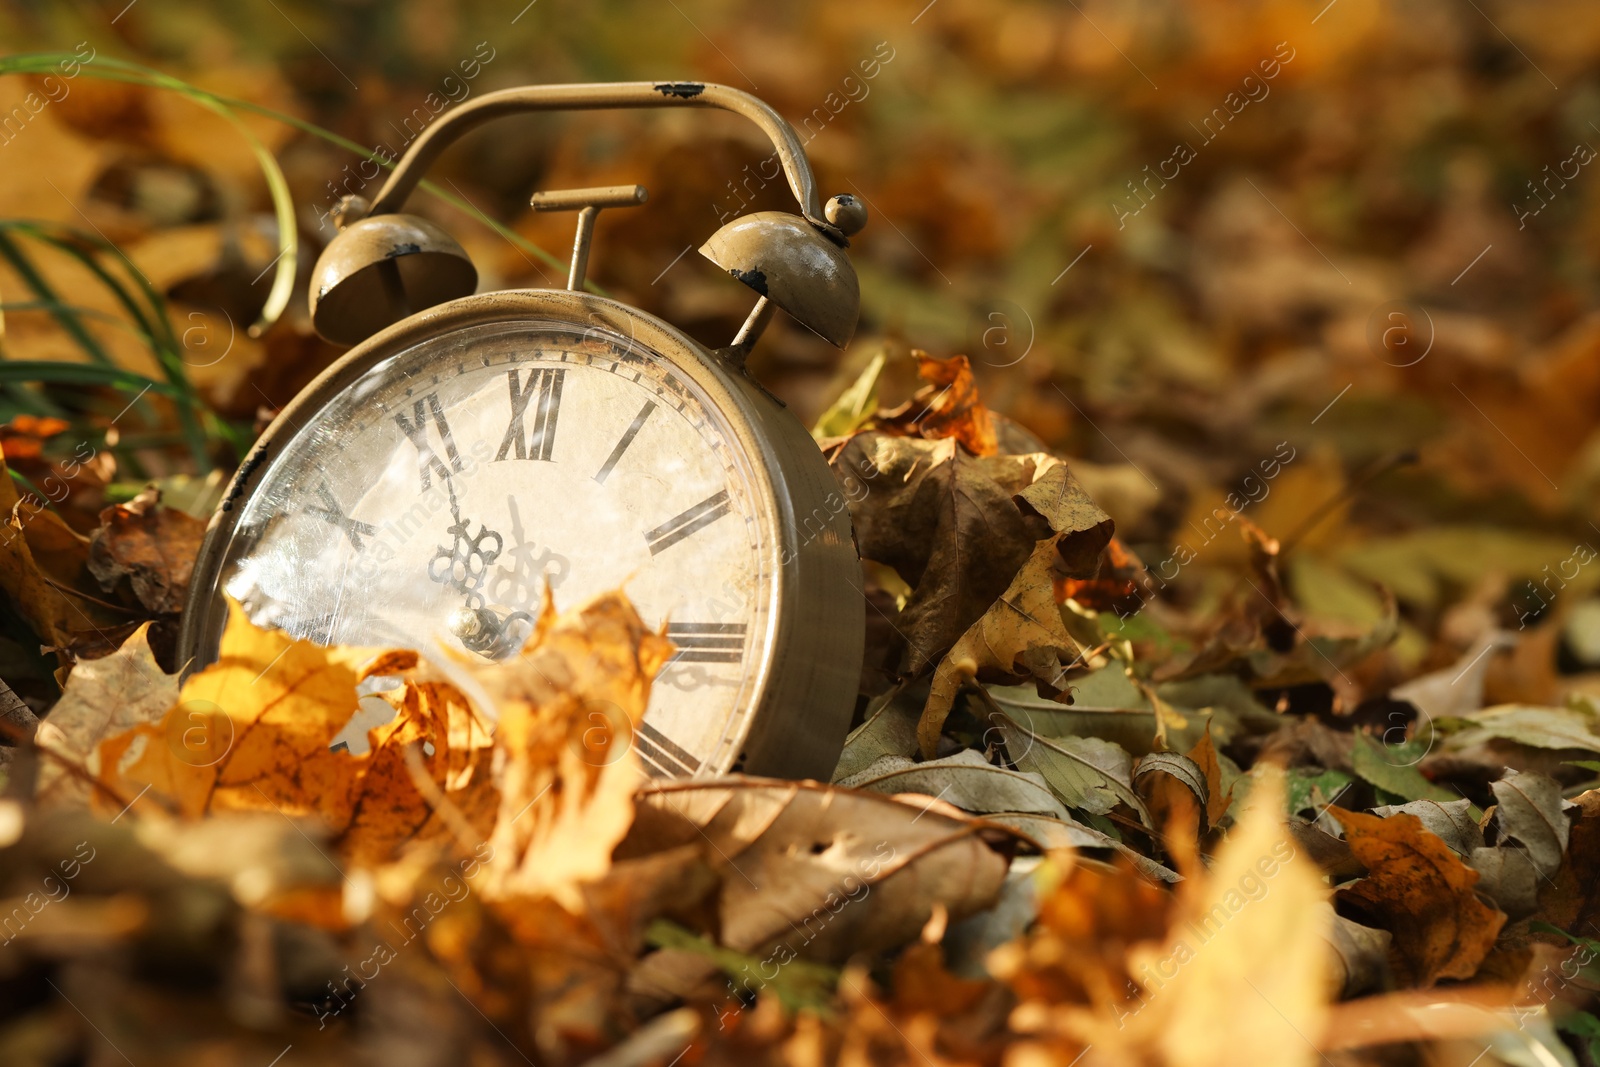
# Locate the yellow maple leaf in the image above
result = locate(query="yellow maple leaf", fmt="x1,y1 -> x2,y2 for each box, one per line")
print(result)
95,601 -> 497,865
478,591 -> 675,914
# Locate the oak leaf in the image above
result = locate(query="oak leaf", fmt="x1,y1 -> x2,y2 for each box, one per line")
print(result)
1331,807 -> 1507,987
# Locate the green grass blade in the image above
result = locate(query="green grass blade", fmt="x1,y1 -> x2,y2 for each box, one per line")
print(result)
0,54 -> 297,338
0,361 -> 188,399
0,54 -> 580,287
0,231 -> 114,365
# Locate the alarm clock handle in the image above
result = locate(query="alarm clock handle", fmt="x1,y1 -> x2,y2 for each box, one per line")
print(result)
363,81 -> 842,241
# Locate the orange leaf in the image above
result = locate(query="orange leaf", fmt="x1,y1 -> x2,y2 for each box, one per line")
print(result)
478,591 -> 674,912
95,601 -> 496,865
874,351 -> 998,456
1331,808 -> 1507,987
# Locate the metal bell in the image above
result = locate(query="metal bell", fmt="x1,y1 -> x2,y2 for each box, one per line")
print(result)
700,211 -> 860,348
308,213 -> 478,346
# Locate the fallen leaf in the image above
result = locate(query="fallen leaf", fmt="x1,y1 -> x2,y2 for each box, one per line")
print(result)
836,749 -> 1068,818
988,811 -> 1180,882
94,600 -> 496,865
1331,807 -> 1508,986
1487,769 -> 1572,880
1187,727 -> 1232,827
1440,702 -> 1600,754
618,777 -> 1011,997
1534,788 -> 1600,934
0,450 -> 136,663
871,351 -> 997,457
829,431 -> 1111,677
996,711 -> 1148,820
34,622 -> 178,810
1322,904 -> 1393,996
1370,797 -> 1483,855
478,591 -> 674,912
1464,844 -> 1542,920
1351,731 -> 1457,802
998,771 -> 1331,1067
812,348 -> 885,438
920,529 -> 1107,758
832,432 -> 1042,674
1132,750 -> 1209,836
1391,633 -> 1515,723
1121,770 -> 1330,1066
830,687 -> 920,782
86,487 -> 206,614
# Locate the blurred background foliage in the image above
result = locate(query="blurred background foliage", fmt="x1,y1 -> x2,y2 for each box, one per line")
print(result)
5,0 -> 1600,706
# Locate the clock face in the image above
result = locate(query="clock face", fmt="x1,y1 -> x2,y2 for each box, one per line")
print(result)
205,319 -> 777,778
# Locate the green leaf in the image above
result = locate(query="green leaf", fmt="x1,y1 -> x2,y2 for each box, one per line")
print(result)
838,750 -> 1069,818
1438,702 -> 1600,754
831,686 -> 920,781
813,349 -> 885,438
644,919 -> 837,1014
1351,732 -> 1455,802
1556,1011 -> 1600,1062
994,710 -> 1149,822
1285,767 -> 1353,817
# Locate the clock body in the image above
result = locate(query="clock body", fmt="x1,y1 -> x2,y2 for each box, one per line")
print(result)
178,290 -> 865,782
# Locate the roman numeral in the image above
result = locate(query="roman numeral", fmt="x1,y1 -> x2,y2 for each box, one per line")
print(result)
645,490 -> 732,556
633,720 -> 701,778
666,622 -> 746,664
594,399 -> 656,484
307,481 -> 376,550
495,368 -> 565,462
394,393 -> 462,491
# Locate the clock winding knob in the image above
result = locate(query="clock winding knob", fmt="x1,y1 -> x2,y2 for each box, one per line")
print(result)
825,194 -> 868,237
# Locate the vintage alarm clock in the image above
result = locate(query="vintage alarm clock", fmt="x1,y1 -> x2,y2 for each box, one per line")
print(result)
178,82 -> 867,781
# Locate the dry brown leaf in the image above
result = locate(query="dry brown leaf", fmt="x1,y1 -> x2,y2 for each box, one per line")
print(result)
0,449 -> 136,663
0,415 -> 116,531
34,622 -> 178,810
920,533 -> 1096,758
1187,727 -> 1231,829
1057,535 -> 1144,613
1331,807 -> 1508,987
1532,787 -> 1600,935
87,487 -> 206,615
338,676 -> 497,865
831,430 -> 1113,686
618,779 -> 1012,1000
831,432 -> 1045,674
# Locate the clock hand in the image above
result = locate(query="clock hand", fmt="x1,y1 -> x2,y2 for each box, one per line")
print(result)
427,477 -> 531,659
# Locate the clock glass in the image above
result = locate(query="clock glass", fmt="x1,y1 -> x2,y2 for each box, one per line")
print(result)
205,318 -> 777,778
